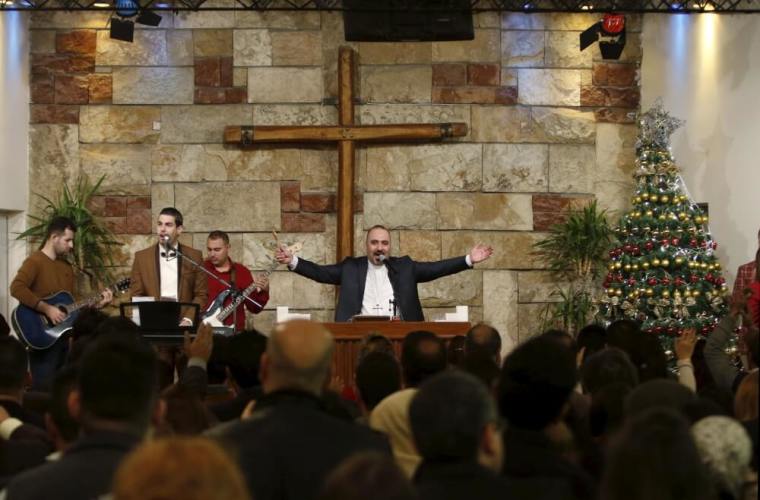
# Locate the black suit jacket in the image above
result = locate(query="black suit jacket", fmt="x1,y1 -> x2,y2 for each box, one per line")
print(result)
293,255 -> 471,322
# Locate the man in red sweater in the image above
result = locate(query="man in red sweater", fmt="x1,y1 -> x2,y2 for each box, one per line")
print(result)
203,230 -> 269,332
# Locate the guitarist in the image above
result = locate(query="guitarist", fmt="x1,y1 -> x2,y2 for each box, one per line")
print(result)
204,230 -> 269,332
10,216 -> 113,389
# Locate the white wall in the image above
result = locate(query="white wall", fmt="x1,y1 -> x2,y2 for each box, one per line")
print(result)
641,14 -> 760,287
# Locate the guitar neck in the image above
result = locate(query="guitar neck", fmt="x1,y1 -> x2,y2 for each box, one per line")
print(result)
217,258 -> 279,321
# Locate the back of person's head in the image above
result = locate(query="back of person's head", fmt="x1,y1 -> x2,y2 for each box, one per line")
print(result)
160,384 -> 215,436
400,331 -> 446,388
317,452 -> 416,500
581,347 -> 639,395
44,215 -> 76,241
0,336 -> 28,394
602,408 -> 713,500
734,370 -> 758,422
542,328 -> 576,351
692,416 -> 753,500
576,324 -> 607,364
462,349 -> 500,391
264,320 -> 333,395
112,437 -> 250,500
77,335 -> 159,432
498,335 -> 577,430
589,382 -> 633,438
624,379 -> 697,419
607,320 -> 668,382
70,307 -> 108,341
357,332 -> 395,364
447,335 -> 467,368
465,323 -> 502,361
355,351 -> 401,412
226,329 -> 268,389
47,365 -> 80,446
68,315 -> 141,367
410,371 -> 500,464
95,316 -> 140,338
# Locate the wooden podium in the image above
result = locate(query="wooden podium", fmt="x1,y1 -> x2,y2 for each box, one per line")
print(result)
322,321 -> 470,386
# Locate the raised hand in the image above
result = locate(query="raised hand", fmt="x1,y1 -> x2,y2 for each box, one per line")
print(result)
254,274 -> 270,292
675,327 -> 697,362
274,244 -> 293,265
469,244 -> 493,264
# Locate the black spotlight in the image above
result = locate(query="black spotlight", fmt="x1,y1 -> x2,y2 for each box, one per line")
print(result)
110,17 -> 134,42
580,13 -> 626,60
109,0 -> 162,42
136,10 -> 162,27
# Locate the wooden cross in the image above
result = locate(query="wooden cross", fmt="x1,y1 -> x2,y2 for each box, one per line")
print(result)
225,46 -> 467,262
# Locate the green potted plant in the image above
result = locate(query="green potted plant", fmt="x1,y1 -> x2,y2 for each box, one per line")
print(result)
18,175 -> 121,288
533,200 -> 612,335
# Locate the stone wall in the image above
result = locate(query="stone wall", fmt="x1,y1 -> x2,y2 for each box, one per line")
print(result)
28,7 -> 641,349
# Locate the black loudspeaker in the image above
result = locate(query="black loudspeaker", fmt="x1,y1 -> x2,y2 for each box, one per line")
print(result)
343,0 -> 474,42
110,17 -> 134,42
136,10 -> 162,27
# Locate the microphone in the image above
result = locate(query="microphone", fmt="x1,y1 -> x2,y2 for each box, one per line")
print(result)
377,254 -> 394,272
160,235 -> 174,259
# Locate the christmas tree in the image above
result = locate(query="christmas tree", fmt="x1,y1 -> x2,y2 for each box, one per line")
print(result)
599,100 -> 729,357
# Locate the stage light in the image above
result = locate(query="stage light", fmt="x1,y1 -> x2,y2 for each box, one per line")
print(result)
110,17 -> 134,42
579,13 -> 626,60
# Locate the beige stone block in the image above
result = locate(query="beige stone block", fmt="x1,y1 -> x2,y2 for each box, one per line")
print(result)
518,303 -> 546,341
471,106 -> 540,143
152,145 -> 229,182
501,69 -> 518,87
546,13 -> 599,31
112,235 -> 156,268
419,270 -> 482,307
272,31 -> 322,66
320,13 -> 359,100
252,104 -> 338,126
437,193 -> 533,231
474,11 -> 501,28
151,183 -> 175,223
248,67 -> 322,103
517,69 -> 580,106
358,104 -> 471,141
364,193 -> 437,229
432,29 -> 500,63
549,144 -> 595,193
167,30 -> 194,66
31,12 -> 110,29
193,29 -> 232,57
398,231 -> 441,262
175,182 -> 280,232
233,68 -> 247,87
80,106 -> 160,144
225,149 -> 337,192
233,29 -> 272,67
192,232 -> 244,263
160,104 -> 252,144
594,181 -> 634,220
483,144 -> 548,192
358,42 -> 432,64
96,30 -> 168,66
517,271 -> 565,303
268,270 -> 333,310
532,107 -> 595,144
501,13 -> 547,30
594,123 -> 637,217
112,67 -> 194,105
501,31 -> 544,68
234,10 -> 321,29
545,31 -> 593,68
80,144 -> 151,195
365,144 -> 482,192
580,69 -> 593,86
423,306 -> 483,324
173,0 -> 236,29
242,232 -> 328,272
442,231 -> 548,270
483,270 -> 519,353
30,30 -> 56,54
360,66 -> 432,104
28,125 -> 80,212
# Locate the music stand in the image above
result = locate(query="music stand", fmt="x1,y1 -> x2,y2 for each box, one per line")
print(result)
120,301 -> 200,344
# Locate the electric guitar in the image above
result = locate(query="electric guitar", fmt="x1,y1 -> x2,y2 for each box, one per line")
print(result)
202,242 -> 302,328
11,277 -> 132,350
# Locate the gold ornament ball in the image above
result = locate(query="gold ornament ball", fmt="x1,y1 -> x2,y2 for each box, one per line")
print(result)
641,193 -> 649,200
615,289 -> 623,297
658,214 -> 667,221
652,258 -> 661,267
635,196 -> 642,203
684,289 -> 691,297
678,212 -> 687,220
624,264 -> 632,272
608,263 -> 616,271
632,263 -> 640,271
614,262 -> 622,269
642,262 -> 650,270
675,257 -> 684,265
694,216 -> 702,224
702,215 -> 709,223
661,259 -> 670,268
645,210 -> 654,217
714,262 -> 721,270
662,290 -> 670,298
660,195 -> 669,203
700,262 -> 708,269
692,290 -> 701,297
607,288 -> 616,297
646,288 -> 654,296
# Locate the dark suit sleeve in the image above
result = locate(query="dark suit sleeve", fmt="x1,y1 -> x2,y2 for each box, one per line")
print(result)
413,256 -> 470,283
293,258 -> 344,285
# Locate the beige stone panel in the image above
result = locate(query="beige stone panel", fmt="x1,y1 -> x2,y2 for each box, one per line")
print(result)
549,144 -> 595,193
321,12 -> 357,100
167,30 -> 194,66
152,144 -> 229,182
398,231 -> 441,262
112,235 -> 156,269
160,104 -> 252,144
80,144 -> 151,195
483,144 -> 548,192
267,271 -> 333,310
419,270 -> 482,307
358,42 -> 432,64
474,11 -> 500,28
252,104 -> 338,126
192,232 -> 244,263
580,69 -> 593,86
501,69 -> 518,87
28,125 -> 80,212
483,270 -> 519,353
225,148 -> 337,192
358,104 -> 471,141
517,69 -> 580,106
242,232 -> 329,272
545,31 -> 593,68
233,29 -> 272,67
364,193 -> 437,229
249,309 -> 275,333
272,31 -> 322,66
193,29 -> 232,57
594,123 -> 637,217
442,231 -> 548,269
80,106 -> 160,144
517,271 -> 566,303
30,11 -> 110,29
365,144 -> 481,192
233,68 -> 248,87
546,13 -> 599,31
518,303 -> 546,341
532,107 -> 595,144
501,31 -> 544,68
113,67 -> 194,105
423,306 -> 483,324
594,181 -> 633,220
235,10 -> 321,29
96,30 -> 168,66
30,30 -> 55,54
437,193 -> 533,231
175,182 -> 280,232
360,66 -> 432,104
470,106 -> 540,143
151,183 -> 175,223
432,29 -> 500,62
248,67 -> 322,103
173,0 -> 236,29
501,13 -> 547,30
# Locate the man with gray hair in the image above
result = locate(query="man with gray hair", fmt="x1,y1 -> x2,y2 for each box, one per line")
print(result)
220,320 -> 390,500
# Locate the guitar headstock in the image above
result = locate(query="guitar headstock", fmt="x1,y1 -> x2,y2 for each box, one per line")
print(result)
111,277 -> 132,294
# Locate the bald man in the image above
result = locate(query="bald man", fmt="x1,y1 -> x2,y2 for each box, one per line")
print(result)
219,321 -> 390,500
